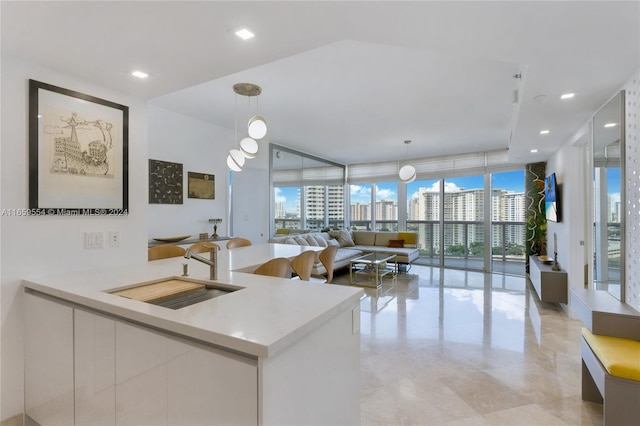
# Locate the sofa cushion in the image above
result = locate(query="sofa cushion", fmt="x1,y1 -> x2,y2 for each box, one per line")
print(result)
398,232 -> 418,247
352,231 -> 376,246
388,239 -> 405,248
327,238 -> 340,247
373,232 -> 398,247
285,237 -> 298,245
329,229 -> 355,247
304,234 -> 319,246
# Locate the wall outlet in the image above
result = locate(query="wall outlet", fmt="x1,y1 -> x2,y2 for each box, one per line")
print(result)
84,232 -> 104,249
109,231 -> 120,247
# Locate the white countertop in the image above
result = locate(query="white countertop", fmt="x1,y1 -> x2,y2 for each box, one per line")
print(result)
22,244 -> 363,358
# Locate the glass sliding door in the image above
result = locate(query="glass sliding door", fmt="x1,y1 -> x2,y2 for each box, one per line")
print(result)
350,184 -> 372,230
407,179 -> 440,266
443,175 -> 485,271
374,182 -> 398,231
491,170 -> 526,275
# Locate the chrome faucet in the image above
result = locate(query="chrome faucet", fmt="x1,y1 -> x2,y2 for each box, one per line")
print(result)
184,246 -> 218,280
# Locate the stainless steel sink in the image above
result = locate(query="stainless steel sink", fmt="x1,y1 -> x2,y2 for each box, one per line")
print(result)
108,277 -> 241,309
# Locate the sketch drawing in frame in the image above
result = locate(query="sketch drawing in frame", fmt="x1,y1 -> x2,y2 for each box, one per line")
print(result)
188,172 -> 215,199
28,79 -> 129,215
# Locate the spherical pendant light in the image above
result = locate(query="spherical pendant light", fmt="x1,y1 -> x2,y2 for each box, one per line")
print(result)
399,165 -> 416,183
239,137 -> 259,159
226,149 -> 245,172
248,115 -> 267,140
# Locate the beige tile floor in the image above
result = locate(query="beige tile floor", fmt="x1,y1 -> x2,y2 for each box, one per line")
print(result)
332,265 -> 604,425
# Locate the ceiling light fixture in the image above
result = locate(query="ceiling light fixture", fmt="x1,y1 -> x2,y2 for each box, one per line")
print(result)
604,122 -> 618,128
530,149 -> 539,153
235,28 -> 255,40
560,93 -> 575,100
398,140 -> 416,184
539,130 -> 550,135
131,70 -> 149,79
233,83 -> 267,141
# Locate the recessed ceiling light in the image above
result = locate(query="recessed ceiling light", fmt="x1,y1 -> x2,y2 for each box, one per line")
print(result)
235,28 -> 255,40
539,130 -> 550,135
560,93 -> 575,100
131,70 -> 149,79
530,149 -> 539,153
604,122 -> 618,128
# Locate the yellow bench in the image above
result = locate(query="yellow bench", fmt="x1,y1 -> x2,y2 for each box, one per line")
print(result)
581,328 -> 640,425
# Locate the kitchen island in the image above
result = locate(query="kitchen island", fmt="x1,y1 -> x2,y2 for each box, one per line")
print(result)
23,244 -> 363,425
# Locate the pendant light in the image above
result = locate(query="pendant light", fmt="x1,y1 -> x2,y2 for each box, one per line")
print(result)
398,140 -> 416,184
227,83 -> 266,170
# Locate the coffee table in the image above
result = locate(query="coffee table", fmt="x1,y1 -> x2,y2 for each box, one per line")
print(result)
350,253 -> 397,287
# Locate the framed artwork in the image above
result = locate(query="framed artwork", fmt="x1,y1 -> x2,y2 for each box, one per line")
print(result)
28,79 -> 129,215
149,159 -> 183,204
188,172 -> 215,199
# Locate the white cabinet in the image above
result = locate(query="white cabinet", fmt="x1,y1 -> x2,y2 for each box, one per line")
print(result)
25,292 -> 258,425
74,309 -> 116,426
24,292 -> 74,426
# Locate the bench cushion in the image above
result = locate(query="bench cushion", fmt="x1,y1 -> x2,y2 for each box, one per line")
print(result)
582,328 -> 640,381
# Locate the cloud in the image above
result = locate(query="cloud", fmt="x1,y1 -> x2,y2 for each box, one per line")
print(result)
274,187 -> 286,203
376,188 -> 396,200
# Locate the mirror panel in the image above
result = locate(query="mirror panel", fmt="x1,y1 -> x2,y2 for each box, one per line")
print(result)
592,91 -> 625,301
270,144 -> 345,235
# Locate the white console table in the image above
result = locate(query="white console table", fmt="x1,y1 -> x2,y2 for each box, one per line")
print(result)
528,255 -> 568,304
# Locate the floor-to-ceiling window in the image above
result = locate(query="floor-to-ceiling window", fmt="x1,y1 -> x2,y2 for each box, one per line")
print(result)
374,182 -> 398,231
349,183 -> 372,230
443,175 -> 485,271
407,179 -> 440,266
491,170 -> 526,275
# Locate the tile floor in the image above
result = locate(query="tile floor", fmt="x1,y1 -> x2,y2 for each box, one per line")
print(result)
332,265 -> 604,425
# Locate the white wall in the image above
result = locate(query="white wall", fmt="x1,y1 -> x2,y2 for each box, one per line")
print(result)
147,105 -> 232,239
0,56 -> 149,420
545,134 -> 589,305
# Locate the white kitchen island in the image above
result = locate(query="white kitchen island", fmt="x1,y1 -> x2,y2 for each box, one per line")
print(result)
23,244 -> 363,426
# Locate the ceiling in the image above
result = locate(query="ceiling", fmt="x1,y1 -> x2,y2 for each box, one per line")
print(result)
2,1 -> 639,167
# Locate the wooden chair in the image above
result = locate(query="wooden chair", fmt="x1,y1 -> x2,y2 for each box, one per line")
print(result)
291,250 -> 318,281
226,237 -> 252,249
311,245 -> 338,283
148,244 -> 186,261
188,241 -> 221,253
253,257 -> 292,278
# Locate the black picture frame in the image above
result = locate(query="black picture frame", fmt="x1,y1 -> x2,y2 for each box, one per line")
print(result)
28,79 -> 129,215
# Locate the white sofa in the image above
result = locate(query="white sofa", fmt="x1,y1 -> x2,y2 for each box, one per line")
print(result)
269,230 -> 419,276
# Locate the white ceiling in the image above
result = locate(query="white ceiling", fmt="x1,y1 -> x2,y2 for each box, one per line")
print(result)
2,1 -> 639,166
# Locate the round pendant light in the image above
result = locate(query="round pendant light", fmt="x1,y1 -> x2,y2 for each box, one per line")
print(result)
398,140 -> 416,183
240,137 -> 259,159
226,148 -> 245,172
399,165 -> 416,183
248,115 -> 267,140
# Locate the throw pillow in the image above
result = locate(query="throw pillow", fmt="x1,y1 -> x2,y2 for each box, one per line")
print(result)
285,237 -> 297,245
313,235 -> 328,247
304,234 -> 319,246
327,238 -> 340,247
294,236 -> 309,246
329,229 -> 355,247
388,239 -> 405,248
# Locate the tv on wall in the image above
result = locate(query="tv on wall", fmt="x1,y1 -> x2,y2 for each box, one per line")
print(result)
545,173 -> 560,222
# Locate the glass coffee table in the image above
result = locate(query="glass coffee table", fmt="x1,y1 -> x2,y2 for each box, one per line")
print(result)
350,253 -> 397,287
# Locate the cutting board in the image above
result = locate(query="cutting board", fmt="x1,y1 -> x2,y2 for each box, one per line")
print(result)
112,279 -> 205,302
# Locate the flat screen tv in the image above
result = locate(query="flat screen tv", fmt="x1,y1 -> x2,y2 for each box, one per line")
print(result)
545,173 -> 560,222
